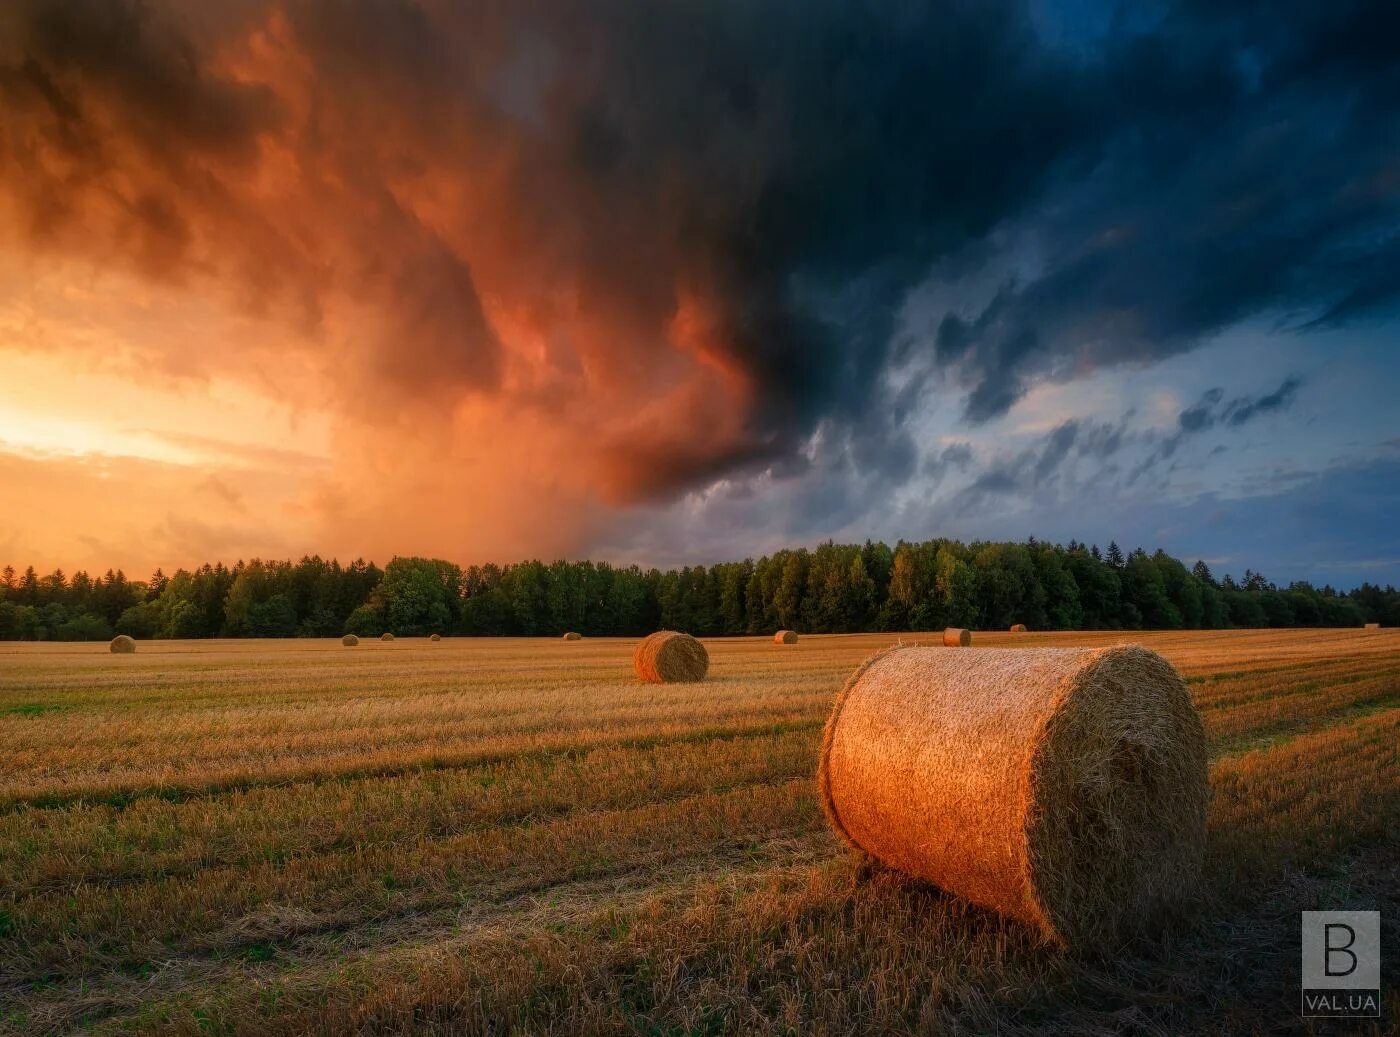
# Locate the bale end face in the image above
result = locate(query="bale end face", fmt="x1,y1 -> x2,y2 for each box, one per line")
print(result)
634,631 -> 708,683
1010,623 -> 1028,633
341,634 -> 359,647
942,627 -> 972,647
109,635 -> 136,654
562,632 -> 582,641
380,632 -> 394,641
819,644 -> 1208,947
1364,622 -> 1380,629
774,630 -> 798,645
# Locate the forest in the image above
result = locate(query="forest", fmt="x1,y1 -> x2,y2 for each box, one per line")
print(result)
0,539 -> 1395,641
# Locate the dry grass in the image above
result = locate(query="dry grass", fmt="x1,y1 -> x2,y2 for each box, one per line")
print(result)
0,629 -> 1396,1035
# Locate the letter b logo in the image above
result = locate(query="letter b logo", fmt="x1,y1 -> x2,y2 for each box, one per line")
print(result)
1302,911 -> 1380,1018
1324,923 -> 1357,977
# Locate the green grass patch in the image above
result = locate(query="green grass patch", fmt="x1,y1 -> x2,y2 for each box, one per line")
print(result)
3,703 -> 67,717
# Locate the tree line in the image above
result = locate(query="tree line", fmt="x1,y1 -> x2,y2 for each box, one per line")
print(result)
1,539 -> 1395,641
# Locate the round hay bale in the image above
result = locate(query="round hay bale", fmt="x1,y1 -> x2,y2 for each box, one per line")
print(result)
430,633 -> 442,642
1010,623 -> 1028,633
1364,622 -> 1380,630
818,645 -> 1208,946
943,627 -> 972,647
109,634 -> 136,654
633,631 -> 708,683
380,632 -> 394,642
774,630 -> 799,645
341,634 -> 359,647
562,631 -> 582,641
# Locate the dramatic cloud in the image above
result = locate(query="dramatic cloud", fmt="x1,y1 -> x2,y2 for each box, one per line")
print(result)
1130,375 -> 1305,481
1,0 -> 1396,573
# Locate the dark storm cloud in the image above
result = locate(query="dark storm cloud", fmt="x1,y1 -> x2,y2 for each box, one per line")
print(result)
1131,375 -> 1305,482
930,2 -> 1400,422
1,0 -> 1394,501
1222,376 -> 1304,427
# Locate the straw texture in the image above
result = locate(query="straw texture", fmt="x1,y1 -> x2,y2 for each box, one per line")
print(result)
430,633 -> 442,642
562,632 -> 582,641
943,627 -> 972,647
818,645 -> 1208,946
1365,622 -> 1380,629
109,635 -> 136,654
633,631 -> 708,683
380,633 -> 394,641
774,630 -> 799,644
1010,624 -> 1028,633
341,634 -> 358,647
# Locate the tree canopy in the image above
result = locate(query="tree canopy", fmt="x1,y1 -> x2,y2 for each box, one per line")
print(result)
1,540 -> 1393,641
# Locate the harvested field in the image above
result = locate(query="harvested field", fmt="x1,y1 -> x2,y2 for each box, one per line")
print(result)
1,629 -> 1396,1034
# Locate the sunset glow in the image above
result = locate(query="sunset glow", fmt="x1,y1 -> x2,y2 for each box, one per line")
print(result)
2,0 -> 1397,583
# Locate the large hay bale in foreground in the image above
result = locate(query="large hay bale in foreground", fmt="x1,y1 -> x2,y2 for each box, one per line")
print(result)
109,635 -> 136,654
341,634 -> 359,647
1010,623 -> 1028,633
633,631 -> 708,683
943,627 -> 972,647
774,630 -> 798,645
380,632 -> 394,642
818,645 -> 1208,946
562,632 -> 582,641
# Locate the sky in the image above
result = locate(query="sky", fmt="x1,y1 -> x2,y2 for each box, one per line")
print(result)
1,0 -> 1397,586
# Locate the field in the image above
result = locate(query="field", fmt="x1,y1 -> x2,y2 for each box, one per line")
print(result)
1,630 -> 1397,1035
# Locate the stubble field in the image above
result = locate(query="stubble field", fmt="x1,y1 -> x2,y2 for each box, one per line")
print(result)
1,629 -> 1397,1035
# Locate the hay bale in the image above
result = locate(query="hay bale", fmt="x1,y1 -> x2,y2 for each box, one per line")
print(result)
380,632 -> 394,642
341,634 -> 359,647
430,633 -> 442,642
818,645 -> 1208,946
774,630 -> 799,645
562,632 -> 582,641
633,631 -> 708,683
943,627 -> 972,647
1364,622 -> 1380,630
1010,623 -> 1028,633
109,634 -> 136,654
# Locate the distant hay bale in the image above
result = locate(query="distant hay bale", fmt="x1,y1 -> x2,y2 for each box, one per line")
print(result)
341,634 -> 359,647
818,645 -> 1208,946
380,632 -> 394,642
562,632 -> 582,641
943,627 -> 972,647
633,631 -> 708,683
774,630 -> 799,645
1364,622 -> 1380,630
430,633 -> 442,642
109,635 -> 136,654
1010,623 -> 1028,633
